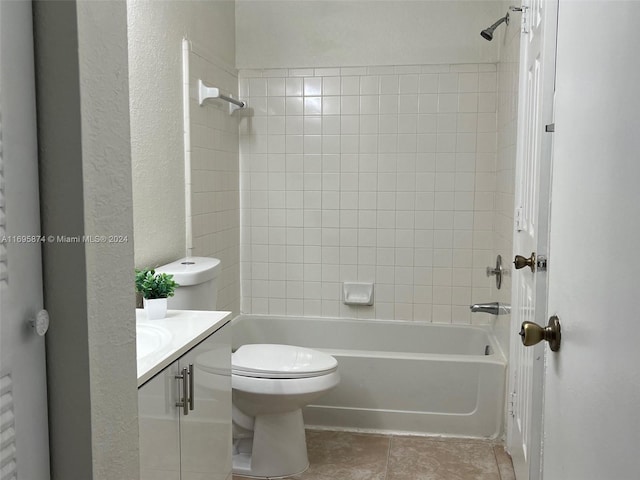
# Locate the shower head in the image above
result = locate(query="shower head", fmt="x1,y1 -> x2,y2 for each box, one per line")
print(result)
480,13 -> 509,41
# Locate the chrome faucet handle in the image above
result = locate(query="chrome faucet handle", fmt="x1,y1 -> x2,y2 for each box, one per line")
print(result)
485,255 -> 503,289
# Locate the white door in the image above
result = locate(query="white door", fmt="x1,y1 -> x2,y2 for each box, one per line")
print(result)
0,1 -> 50,479
507,1 -> 557,478
542,1 -> 640,478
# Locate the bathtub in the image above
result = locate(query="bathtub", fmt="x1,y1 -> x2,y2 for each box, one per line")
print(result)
231,315 -> 506,439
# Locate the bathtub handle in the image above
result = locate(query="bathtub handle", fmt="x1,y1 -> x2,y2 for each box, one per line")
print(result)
486,255 -> 503,290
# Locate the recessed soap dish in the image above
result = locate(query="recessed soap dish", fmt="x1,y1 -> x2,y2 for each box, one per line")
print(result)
343,282 -> 374,306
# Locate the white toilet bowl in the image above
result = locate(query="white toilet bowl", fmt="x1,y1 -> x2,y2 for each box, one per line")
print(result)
231,344 -> 340,478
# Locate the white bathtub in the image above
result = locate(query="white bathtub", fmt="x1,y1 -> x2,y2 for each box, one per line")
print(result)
231,315 -> 506,439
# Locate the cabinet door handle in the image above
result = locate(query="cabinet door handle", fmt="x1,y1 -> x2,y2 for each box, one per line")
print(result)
175,367 -> 189,416
188,363 -> 195,411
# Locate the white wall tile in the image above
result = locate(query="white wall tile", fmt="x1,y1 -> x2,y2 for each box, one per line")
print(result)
304,77 -> 322,96
341,96 -> 360,115
268,78 -> 286,96
304,97 -> 322,115
240,63 -> 498,321
323,77 -> 341,96
341,76 -> 360,95
286,77 -> 302,96
360,76 -> 380,95
380,75 -> 399,94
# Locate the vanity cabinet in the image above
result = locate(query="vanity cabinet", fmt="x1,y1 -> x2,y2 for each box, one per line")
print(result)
138,323 -> 231,480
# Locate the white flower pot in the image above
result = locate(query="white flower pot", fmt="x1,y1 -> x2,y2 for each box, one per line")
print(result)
143,297 -> 167,320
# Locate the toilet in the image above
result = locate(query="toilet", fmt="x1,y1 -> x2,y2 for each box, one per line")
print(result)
155,256 -> 221,310
157,257 -> 340,479
232,344 -> 339,478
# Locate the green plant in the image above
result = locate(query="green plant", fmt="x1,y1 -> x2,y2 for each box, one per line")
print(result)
135,269 -> 179,300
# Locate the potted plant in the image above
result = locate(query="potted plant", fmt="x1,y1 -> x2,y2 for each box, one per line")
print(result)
135,268 -> 179,320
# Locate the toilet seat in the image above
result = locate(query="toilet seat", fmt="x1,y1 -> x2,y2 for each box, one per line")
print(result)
232,344 -> 338,379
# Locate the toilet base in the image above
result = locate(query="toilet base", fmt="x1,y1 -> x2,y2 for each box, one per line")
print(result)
232,409 -> 309,478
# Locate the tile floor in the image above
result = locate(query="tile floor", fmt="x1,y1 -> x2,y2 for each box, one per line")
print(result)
233,429 -> 516,480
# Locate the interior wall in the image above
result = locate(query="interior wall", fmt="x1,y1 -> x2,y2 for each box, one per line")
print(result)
33,1 -> 138,478
127,0 -> 241,314
239,63 -> 498,322
127,0 -> 236,268
237,1 -> 507,322
236,0 -> 502,69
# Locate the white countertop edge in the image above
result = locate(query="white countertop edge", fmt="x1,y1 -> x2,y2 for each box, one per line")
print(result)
137,309 -> 232,387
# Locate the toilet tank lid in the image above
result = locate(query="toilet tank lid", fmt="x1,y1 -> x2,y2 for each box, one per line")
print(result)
155,257 -> 220,286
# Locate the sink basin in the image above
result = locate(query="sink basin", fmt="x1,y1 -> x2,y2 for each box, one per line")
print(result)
137,322 -> 172,360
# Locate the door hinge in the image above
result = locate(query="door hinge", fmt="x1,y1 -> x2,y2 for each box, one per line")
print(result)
508,391 -> 517,417
510,5 -> 530,34
515,206 -> 524,232
545,123 -> 555,132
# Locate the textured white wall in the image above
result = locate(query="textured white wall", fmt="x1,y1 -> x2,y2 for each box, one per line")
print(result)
236,0 -> 502,69
127,0 -> 236,269
75,2 -> 139,478
34,1 -> 138,478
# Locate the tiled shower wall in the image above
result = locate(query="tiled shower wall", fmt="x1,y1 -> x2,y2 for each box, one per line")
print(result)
239,64 -> 498,323
188,48 -> 241,315
493,16 -> 521,353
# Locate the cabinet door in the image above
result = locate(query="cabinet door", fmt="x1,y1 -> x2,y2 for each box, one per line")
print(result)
179,324 -> 232,480
138,361 -> 181,480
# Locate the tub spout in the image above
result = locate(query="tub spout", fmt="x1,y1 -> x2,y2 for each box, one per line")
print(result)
470,302 -> 511,315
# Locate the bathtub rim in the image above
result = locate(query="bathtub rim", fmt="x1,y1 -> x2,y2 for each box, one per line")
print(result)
303,423 -> 505,441
231,313 -> 507,363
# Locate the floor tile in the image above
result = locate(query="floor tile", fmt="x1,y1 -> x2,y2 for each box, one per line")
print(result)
387,436 -> 501,480
290,430 -> 390,480
233,430 -> 515,480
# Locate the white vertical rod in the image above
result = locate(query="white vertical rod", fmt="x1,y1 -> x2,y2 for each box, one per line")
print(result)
182,38 -> 193,257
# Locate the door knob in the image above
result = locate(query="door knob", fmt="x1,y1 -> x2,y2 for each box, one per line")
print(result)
519,315 -> 561,351
514,252 -> 536,272
31,310 -> 50,336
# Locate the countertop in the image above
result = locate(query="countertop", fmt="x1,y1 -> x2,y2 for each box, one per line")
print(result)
136,309 -> 231,387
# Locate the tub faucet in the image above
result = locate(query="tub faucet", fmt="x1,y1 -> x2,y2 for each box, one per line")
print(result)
470,302 -> 511,315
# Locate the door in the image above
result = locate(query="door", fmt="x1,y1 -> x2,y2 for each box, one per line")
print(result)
507,1 -> 557,478
542,1 -> 640,478
0,0 -> 50,479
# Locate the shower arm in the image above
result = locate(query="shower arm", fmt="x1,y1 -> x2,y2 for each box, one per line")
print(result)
481,6 -> 527,41
490,15 -> 509,32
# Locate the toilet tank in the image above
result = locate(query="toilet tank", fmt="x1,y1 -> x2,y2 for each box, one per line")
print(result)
155,257 -> 221,310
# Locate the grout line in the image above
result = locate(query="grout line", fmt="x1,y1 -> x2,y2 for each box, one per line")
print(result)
492,444 -> 502,480
383,435 -> 392,480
